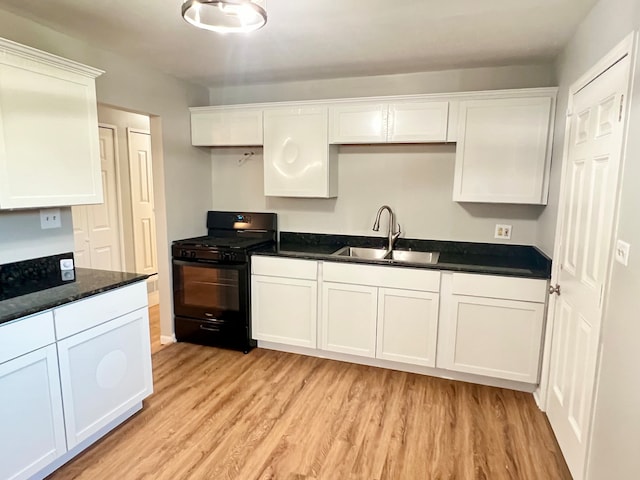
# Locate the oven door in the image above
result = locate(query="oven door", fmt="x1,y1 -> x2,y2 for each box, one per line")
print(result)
172,259 -> 248,324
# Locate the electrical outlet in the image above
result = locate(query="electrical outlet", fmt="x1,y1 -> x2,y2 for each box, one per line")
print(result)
615,240 -> 630,266
494,224 -> 512,240
40,208 -> 61,229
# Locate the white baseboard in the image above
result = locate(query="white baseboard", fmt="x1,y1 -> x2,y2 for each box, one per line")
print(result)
257,341 -> 537,393
160,334 -> 176,345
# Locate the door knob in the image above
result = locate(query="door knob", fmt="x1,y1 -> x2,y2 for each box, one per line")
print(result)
549,284 -> 561,296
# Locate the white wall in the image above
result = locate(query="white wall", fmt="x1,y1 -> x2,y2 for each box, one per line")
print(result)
0,8 -> 210,340
543,1 -> 640,478
209,64 -> 556,104
209,64 -> 554,244
212,145 -> 544,244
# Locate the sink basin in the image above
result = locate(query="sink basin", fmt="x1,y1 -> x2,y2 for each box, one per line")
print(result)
332,246 -> 389,260
389,250 -> 440,264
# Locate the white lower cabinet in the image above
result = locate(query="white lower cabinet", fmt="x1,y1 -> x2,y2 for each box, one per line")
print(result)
0,281 -> 152,479
321,282 -> 378,357
251,256 -> 319,348
252,275 -> 317,348
57,307 -> 153,449
377,288 -> 440,367
0,344 -> 66,480
321,262 -> 441,363
438,273 -> 547,383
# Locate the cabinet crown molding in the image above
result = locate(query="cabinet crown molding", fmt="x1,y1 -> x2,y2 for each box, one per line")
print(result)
191,87 -> 558,111
0,36 -> 104,78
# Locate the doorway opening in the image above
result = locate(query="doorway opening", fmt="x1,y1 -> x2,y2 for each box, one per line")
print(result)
72,105 -> 166,354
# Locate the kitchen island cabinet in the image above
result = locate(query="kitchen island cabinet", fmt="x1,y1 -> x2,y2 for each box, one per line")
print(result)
0,37 -> 103,209
0,276 -> 151,480
0,312 -> 66,480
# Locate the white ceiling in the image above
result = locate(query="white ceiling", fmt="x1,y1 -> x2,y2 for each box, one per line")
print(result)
0,0 -> 597,87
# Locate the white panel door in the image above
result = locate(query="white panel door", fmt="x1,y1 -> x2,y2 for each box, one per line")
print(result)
321,282 -> 378,358
0,345 -> 67,480
440,295 -> 545,383
453,96 -> 552,204
57,308 -> 153,449
547,56 -> 630,480
376,288 -> 439,367
387,101 -> 449,143
72,126 -> 122,271
251,275 -> 318,348
128,129 -> 158,277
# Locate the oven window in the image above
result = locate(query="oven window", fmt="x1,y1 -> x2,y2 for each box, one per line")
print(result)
181,265 -> 240,312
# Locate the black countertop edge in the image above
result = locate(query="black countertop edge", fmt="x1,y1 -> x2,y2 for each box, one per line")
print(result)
0,268 -> 151,326
251,232 -> 552,279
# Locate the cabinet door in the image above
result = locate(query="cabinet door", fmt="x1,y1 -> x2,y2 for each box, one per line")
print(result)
321,282 -> 377,358
376,288 -> 439,367
57,308 -> 153,448
329,103 -> 387,144
387,101 -> 449,143
190,108 -> 263,146
264,106 -> 337,197
0,345 -> 66,480
251,275 -> 318,348
0,48 -> 102,208
453,96 -> 552,204
440,295 -> 545,383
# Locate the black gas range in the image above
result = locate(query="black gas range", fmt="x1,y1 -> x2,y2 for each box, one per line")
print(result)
172,211 -> 277,352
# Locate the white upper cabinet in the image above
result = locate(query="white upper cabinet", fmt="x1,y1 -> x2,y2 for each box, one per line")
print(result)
0,37 -> 104,209
328,103 -> 387,143
263,106 -> 338,198
190,107 -> 263,146
329,100 -> 449,144
453,95 -> 554,204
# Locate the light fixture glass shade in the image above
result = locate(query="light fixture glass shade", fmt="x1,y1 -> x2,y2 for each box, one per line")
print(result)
182,0 -> 267,33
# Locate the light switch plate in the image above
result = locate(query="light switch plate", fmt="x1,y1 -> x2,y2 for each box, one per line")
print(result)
615,240 -> 630,266
494,224 -> 512,240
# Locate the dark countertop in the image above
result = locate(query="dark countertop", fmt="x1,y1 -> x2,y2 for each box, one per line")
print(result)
0,268 -> 150,326
253,232 -> 552,279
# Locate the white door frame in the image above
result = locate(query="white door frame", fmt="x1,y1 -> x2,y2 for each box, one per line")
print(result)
98,123 -> 127,271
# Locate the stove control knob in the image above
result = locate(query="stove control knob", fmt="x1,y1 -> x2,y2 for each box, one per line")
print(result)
180,249 -> 187,257
190,251 -> 196,258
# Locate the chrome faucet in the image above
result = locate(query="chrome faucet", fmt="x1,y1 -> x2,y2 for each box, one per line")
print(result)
372,205 -> 401,251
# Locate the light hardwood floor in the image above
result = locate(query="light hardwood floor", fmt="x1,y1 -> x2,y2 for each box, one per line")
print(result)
148,304 -> 166,355
47,343 -> 571,480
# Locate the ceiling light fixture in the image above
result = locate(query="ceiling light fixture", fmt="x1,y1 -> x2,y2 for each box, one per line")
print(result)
181,0 -> 267,34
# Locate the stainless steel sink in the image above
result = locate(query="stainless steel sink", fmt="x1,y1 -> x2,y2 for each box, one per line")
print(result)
331,246 -> 439,264
389,250 -> 439,264
332,246 -> 389,260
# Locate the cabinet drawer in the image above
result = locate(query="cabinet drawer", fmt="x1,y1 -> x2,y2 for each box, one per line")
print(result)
452,273 -> 547,303
251,256 -> 317,280
54,281 -> 148,339
0,311 -> 55,364
323,262 -> 440,292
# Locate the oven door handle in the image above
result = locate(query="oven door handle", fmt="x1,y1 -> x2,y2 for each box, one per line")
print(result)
199,325 -> 221,333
